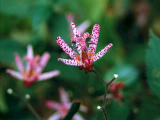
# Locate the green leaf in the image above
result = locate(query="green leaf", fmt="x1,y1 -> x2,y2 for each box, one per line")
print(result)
32,4 -> 52,30
136,96 -> 160,120
104,64 -> 139,86
0,40 -> 25,65
0,0 -> 34,17
0,88 -> 8,113
108,100 -> 130,120
63,101 -> 80,120
146,31 -> 160,98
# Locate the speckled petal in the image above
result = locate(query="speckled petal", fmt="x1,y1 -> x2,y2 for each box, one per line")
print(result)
58,58 -> 80,66
88,24 -> 100,54
57,36 -> 77,59
93,43 -> 113,61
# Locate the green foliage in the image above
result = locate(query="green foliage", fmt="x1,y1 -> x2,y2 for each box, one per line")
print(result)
108,101 -> 130,120
146,31 -> 160,99
0,40 -> 25,65
104,64 -> 139,86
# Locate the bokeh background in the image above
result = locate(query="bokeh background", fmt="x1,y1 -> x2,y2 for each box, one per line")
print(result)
1,0 -> 160,119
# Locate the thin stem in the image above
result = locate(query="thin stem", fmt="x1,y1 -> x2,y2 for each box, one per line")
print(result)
101,106 -> 107,120
92,70 -> 107,120
25,101 -> 42,120
92,70 -> 116,120
9,91 -> 42,120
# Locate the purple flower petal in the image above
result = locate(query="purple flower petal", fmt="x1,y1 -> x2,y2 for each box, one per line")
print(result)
38,70 -> 60,81
14,53 -> 24,72
36,52 -> 50,73
59,88 -> 70,107
7,69 -> 23,80
48,112 -> 61,120
77,21 -> 90,35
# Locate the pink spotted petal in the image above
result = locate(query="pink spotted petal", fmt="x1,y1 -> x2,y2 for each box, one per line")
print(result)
46,100 -> 61,111
82,32 -> 90,40
38,70 -> 60,81
57,36 -> 77,59
7,69 -> 23,80
58,58 -> 80,66
93,43 -> 113,62
77,21 -> 90,34
14,53 -> 24,72
73,114 -> 84,120
59,88 -> 70,107
71,22 -> 80,37
36,52 -> 50,73
48,112 -> 61,120
88,24 -> 100,54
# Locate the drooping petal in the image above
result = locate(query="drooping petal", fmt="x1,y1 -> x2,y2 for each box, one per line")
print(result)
38,70 -> 60,81
36,52 -> 50,73
48,112 -> 61,120
73,114 -> 84,120
77,21 -> 90,34
93,43 -> 113,62
58,58 -> 80,66
7,69 -> 23,80
57,36 -> 77,59
88,24 -> 100,54
46,100 -> 61,111
59,88 -> 70,107
14,53 -> 24,72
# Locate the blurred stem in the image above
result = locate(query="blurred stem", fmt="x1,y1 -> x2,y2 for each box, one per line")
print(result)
93,70 -> 107,120
93,70 -> 116,120
9,91 -> 42,120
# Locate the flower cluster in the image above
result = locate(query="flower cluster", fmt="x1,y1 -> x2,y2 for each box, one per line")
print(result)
57,21 -> 113,73
7,45 -> 59,87
46,88 -> 86,120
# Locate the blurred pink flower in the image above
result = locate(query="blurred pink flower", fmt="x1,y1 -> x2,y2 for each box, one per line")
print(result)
7,45 -> 60,87
57,21 -> 113,73
46,88 -> 86,120
66,13 -> 90,35
109,82 -> 125,101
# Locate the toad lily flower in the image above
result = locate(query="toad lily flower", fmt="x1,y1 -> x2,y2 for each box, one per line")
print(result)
109,82 -> 125,101
46,88 -> 86,120
7,45 -> 60,87
57,21 -> 113,73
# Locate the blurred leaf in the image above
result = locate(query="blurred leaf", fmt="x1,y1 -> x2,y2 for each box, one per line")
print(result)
136,96 -> 160,120
146,31 -> 160,99
108,100 -> 130,120
0,88 -> 8,113
64,101 -> 80,120
79,0 -> 107,22
0,0 -> 34,17
32,4 -> 52,30
104,64 -> 139,86
0,40 -> 25,65
51,14 -> 70,44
